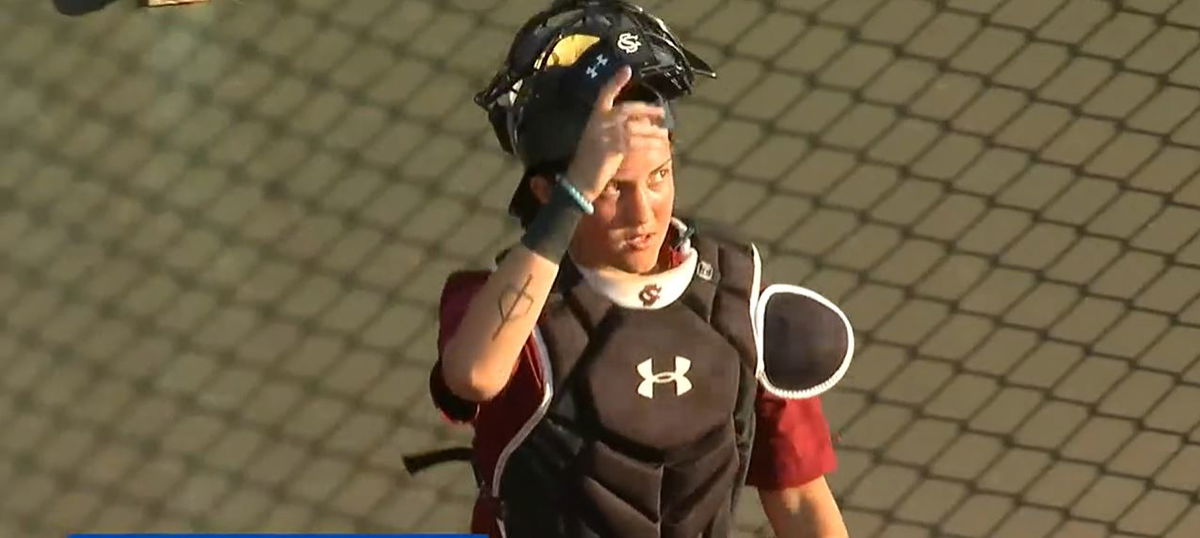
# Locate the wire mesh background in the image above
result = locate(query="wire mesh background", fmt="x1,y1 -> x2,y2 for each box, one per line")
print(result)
3,0 -> 1200,536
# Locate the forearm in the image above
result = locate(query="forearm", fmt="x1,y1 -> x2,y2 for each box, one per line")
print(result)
759,478 -> 849,538
441,244 -> 560,402
441,182 -> 588,402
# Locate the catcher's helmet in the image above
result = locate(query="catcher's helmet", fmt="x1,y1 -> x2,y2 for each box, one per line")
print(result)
474,0 -> 717,219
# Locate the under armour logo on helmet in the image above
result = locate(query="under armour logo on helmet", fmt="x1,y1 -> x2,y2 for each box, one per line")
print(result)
586,53 -> 609,79
617,32 -> 641,54
637,356 -> 692,399
639,284 -> 662,306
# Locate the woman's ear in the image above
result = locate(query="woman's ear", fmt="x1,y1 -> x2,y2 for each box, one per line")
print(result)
529,174 -> 554,205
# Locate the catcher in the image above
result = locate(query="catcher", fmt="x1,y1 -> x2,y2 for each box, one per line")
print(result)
415,2 -> 854,536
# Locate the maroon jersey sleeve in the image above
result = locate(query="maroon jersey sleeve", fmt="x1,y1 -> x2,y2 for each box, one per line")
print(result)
746,386 -> 838,489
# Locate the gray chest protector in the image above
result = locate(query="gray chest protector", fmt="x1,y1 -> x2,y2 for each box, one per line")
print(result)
495,232 -> 760,538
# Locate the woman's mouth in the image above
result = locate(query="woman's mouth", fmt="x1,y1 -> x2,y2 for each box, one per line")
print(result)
624,233 -> 654,251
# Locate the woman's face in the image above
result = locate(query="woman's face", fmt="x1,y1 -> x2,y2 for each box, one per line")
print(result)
568,139 -> 675,274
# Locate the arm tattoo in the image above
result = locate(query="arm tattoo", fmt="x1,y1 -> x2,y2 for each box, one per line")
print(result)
493,274 -> 535,339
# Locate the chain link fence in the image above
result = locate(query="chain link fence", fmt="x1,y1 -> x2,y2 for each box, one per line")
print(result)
3,0 -> 1200,536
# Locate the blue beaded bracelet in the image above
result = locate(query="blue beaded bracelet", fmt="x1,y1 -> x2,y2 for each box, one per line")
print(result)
555,172 -> 595,215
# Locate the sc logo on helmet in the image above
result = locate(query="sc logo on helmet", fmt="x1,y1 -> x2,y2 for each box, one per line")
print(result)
617,32 -> 641,54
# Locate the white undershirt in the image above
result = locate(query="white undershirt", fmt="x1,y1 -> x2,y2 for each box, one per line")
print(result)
573,219 -> 698,310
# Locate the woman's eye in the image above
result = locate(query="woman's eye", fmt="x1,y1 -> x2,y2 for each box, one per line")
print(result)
601,183 -> 620,197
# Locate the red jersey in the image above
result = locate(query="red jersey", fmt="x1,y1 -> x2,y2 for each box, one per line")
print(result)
428,246 -> 838,537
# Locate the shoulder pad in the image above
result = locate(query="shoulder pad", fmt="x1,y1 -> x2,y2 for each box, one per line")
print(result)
755,284 -> 854,399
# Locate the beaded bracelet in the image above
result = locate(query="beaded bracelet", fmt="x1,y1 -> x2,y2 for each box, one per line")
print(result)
555,172 -> 595,215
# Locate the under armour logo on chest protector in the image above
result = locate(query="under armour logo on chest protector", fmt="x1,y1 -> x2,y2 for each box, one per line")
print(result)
636,356 -> 692,399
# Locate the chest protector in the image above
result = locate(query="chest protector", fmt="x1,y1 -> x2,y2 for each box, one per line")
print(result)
494,232 -> 760,538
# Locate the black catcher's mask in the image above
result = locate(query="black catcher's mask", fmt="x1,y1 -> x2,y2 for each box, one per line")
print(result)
474,0 -> 717,219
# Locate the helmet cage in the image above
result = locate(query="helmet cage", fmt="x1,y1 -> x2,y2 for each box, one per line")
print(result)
475,0 -> 716,160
